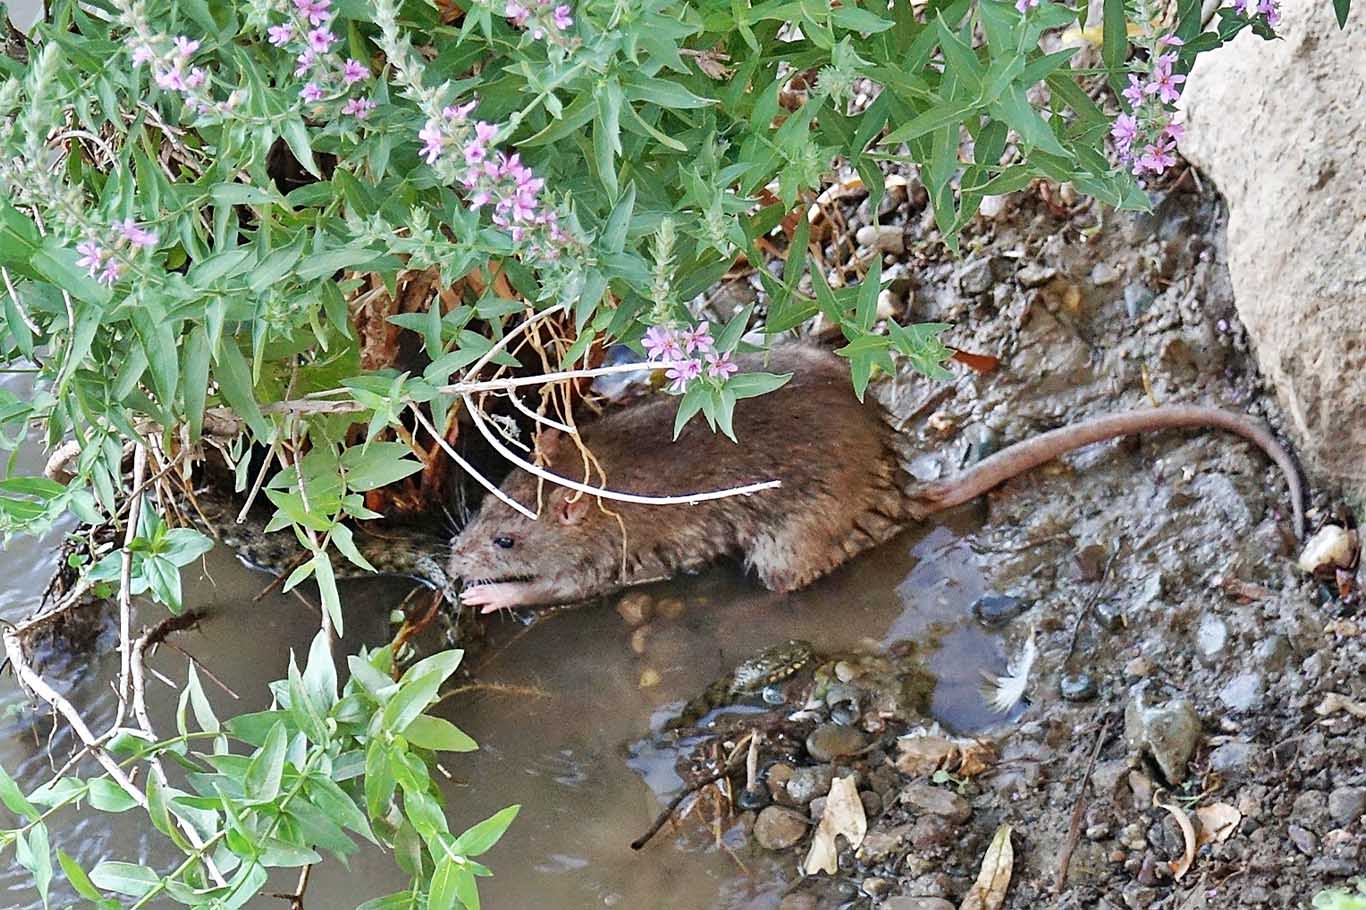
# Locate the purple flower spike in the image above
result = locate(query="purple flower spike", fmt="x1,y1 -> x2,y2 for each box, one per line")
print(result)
342,59 -> 369,85
268,24 -> 293,47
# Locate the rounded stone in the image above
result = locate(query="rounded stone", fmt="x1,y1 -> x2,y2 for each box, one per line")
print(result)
899,783 -> 972,823
737,784 -> 770,811
786,764 -> 835,805
970,593 -> 1030,627
806,724 -> 868,762
1328,787 -> 1366,827
1060,673 -> 1099,702
754,806 -> 810,850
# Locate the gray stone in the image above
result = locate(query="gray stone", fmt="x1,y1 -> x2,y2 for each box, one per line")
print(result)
1328,787 -> 1366,828
1287,824 -> 1317,856
909,814 -> 953,849
882,900 -> 954,910
1125,687 -> 1201,784
1123,283 -> 1155,319
855,224 -> 905,254
1090,262 -> 1120,286
1061,673 -> 1098,702
786,764 -> 835,805
805,724 -> 868,762
957,258 -> 995,295
1209,740 -> 1256,777
1016,264 -> 1057,288
899,783 -> 972,823
1197,614 -> 1228,657
970,593 -> 1030,627
779,894 -> 818,910
1218,672 -> 1265,712
1180,1 -> 1366,503
754,806 -> 809,850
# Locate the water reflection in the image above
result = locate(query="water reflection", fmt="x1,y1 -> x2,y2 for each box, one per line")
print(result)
0,439 -> 1022,910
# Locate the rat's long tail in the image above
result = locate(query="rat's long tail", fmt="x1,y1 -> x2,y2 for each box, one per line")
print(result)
902,405 -> 1306,539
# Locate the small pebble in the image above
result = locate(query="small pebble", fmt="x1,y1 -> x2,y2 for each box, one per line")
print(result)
1328,787 -> 1366,827
615,592 -> 652,627
855,224 -> 905,254
1297,525 -> 1356,574
1287,824 -> 1317,856
1060,673 -> 1098,702
786,765 -> 835,805
899,783 -> 972,823
1016,264 -> 1057,288
978,194 -> 1007,220
1090,262 -> 1120,286
638,667 -> 661,688
806,724 -> 868,762
629,625 -> 650,655
971,593 -> 1030,627
754,806 -> 809,850
737,785 -> 770,811
1124,283 -> 1155,319
1095,601 -> 1126,632
861,877 -> 894,899
655,597 -> 686,620
1124,656 -> 1153,678
957,258 -> 994,295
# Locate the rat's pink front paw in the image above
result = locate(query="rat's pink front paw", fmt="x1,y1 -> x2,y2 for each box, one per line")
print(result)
460,582 -> 529,613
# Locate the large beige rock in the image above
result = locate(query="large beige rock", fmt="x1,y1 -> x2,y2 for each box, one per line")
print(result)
1179,2 -> 1366,504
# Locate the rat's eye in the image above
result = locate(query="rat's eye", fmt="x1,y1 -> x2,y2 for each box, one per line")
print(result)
493,535 -> 515,550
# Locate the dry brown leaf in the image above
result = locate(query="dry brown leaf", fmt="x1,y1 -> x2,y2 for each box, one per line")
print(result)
1315,692 -> 1366,720
895,735 -> 958,777
959,824 -> 1013,910
956,740 -> 998,779
1154,791 -> 1198,881
802,775 -> 867,876
1194,803 -> 1241,848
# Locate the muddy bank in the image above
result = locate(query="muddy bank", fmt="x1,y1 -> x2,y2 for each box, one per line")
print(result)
644,175 -> 1363,908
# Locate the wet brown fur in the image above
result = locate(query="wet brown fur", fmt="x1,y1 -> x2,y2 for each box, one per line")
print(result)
448,343 -> 1304,609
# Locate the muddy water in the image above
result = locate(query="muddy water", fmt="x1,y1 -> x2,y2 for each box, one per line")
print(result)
0,410 -> 1012,910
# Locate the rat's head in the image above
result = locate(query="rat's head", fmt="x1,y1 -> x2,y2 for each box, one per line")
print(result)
448,435 -> 621,612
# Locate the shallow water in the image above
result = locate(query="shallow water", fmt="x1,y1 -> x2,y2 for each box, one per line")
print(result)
0,389 -> 1012,909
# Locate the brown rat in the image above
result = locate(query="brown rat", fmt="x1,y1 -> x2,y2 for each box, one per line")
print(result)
449,343 -> 1305,612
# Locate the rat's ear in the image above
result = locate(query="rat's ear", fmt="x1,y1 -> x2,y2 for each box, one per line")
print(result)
537,428 -> 563,461
553,489 -> 591,526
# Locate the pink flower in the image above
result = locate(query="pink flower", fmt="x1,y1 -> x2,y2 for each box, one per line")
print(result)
295,49 -> 318,76
666,359 -> 703,393
680,323 -> 714,354
418,120 -> 445,164
1255,0 -> 1280,24
552,4 -> 573,29
474,121 -> 498,143
154,68 -> 186,91
463,140 -> 487,166
1158,34 -> 1185,46
97,259 -> 122,286
267,24 -> 293,47
1135,140 -> 1177,174
299,82 -> 324,102
1162,120 -> 1185,143
341,58 -> 369,84
114,219 -> 158,249
306,27 -> 336,53
706,352 -> 738,380
1110,113 -> 1138,151
1145,54 -> 1186,104
294,0 -> 332,26
444,100 -> 477,122
130,43 -> 155,66
642,326 -> 681,361
1233,0 -> 1248,11
171,36 -> 200,59
342,97 -> 376,120
184,67 -> 207,89
1014,0 -> 1039,11
506,1 -> 530,25
75,240 -> 103,275
1122,74 -> 1145,107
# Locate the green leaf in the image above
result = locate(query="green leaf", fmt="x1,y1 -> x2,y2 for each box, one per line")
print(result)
451,805 -> 520,857
0,763 -> 38,817
340,441 -> 425,492
404,715 -> 478,753
281,116 -> 320,178
726,371 -> 793,400
672,382 -> 708,438
57,850 -> 103,902
429,856 -> 460,910
89,861 -> 159,897
314,552 -> 344,637
1333,0 -> 1350,27
213,339 -> 269,438
832,5 -> 894,31
88,778 -> 138,813
244,721 -> 288,803
1102,0 -> 1128,91
182,324 -> 210,442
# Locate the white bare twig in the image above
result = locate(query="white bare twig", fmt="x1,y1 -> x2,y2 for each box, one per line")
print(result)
110,445 -> 148,734
407,403 -> 537,520
507,390 -> 575,435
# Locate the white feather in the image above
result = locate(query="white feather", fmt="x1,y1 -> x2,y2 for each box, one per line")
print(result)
982,627 -> 1037,714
